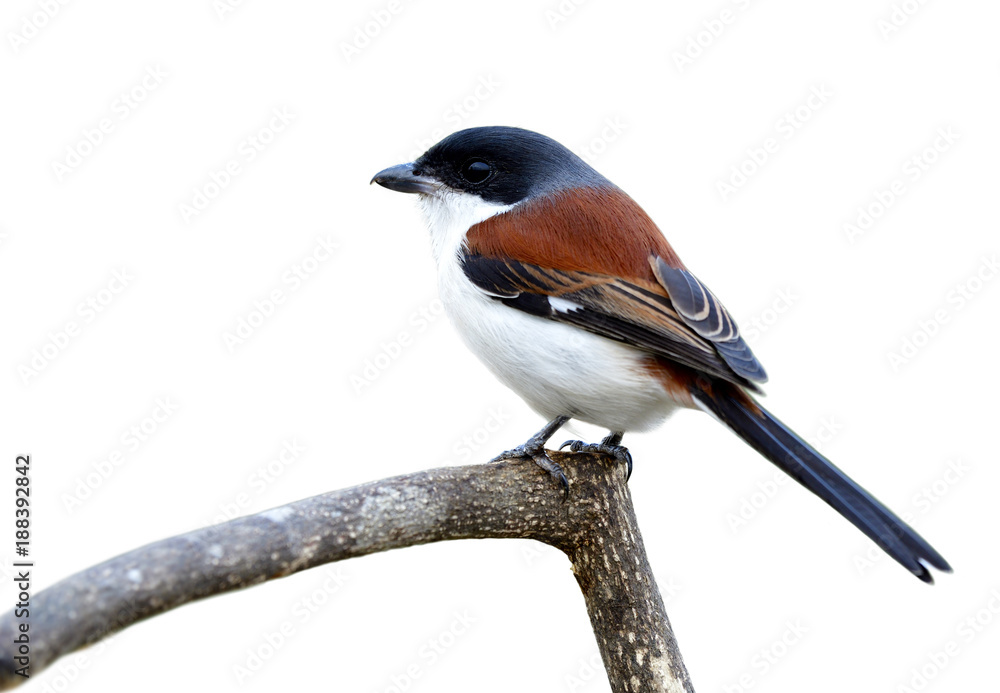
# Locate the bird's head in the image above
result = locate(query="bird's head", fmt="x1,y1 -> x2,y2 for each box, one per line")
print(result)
371,126 -> 610,207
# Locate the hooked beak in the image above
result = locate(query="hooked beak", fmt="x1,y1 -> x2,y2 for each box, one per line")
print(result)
370,162 -> 442,194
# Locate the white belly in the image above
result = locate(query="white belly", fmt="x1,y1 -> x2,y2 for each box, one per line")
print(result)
438,255 -> 680,432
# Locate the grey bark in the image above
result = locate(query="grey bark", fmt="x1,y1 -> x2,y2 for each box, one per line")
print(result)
0,454 -> 694,692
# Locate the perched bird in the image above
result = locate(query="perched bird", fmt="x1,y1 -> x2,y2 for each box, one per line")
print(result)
371,126 -> 951,583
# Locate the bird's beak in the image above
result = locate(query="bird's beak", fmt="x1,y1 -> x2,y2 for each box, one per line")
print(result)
370,162 -> 441,194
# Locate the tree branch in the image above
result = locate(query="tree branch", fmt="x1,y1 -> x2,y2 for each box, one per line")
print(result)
0,454 -> 694,692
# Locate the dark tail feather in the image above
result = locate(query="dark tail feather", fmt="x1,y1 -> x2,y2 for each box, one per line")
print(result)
692,383 -> 952,583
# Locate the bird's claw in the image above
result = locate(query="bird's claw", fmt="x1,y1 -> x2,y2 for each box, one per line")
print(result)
491,444 -> 569,501
559,438 -> 633,482
490,445 -> 530,463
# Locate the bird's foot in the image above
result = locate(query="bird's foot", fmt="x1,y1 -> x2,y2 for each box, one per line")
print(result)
492,442 -> 569,499
490,416 -> 571,499
559,433 -> 633,481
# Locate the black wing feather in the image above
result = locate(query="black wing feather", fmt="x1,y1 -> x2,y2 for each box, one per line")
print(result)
650,257 -> 767,383
461,253 -> 766,390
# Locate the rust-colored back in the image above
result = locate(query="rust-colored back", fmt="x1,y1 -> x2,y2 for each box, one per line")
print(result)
466,186 -> 684,281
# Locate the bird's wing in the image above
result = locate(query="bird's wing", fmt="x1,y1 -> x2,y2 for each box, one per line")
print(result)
461,252 -> 767,390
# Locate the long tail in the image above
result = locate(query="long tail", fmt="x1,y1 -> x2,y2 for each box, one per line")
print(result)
691,381 -> 952,583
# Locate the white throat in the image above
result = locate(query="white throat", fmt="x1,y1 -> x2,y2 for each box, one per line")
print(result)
417,190 -> 513,266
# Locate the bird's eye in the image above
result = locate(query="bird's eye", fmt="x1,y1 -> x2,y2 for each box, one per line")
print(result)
460,159 -> 493,185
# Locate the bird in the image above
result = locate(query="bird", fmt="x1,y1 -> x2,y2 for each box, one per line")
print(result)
371,125 -> 951,584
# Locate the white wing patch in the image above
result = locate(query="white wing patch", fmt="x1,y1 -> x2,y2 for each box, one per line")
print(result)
548,296 -> 582,313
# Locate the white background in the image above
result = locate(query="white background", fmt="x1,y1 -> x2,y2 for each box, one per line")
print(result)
2,1 -> 998,691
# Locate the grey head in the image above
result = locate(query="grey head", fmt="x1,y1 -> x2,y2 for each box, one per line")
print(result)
371,126 -> 611,205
